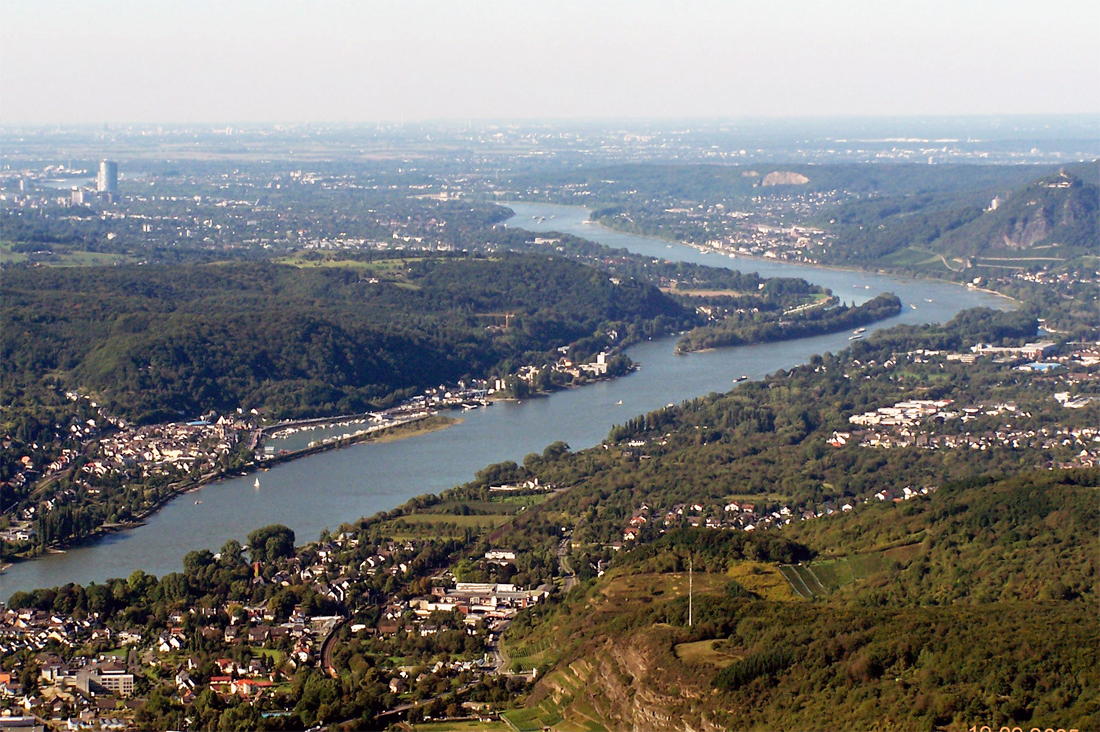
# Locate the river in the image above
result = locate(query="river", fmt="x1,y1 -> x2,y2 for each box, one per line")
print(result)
0,203 -> 1009,600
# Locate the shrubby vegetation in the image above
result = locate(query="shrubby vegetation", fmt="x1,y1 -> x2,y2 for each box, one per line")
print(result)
677,292 -> 902,353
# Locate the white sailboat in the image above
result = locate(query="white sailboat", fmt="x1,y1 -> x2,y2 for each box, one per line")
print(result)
254,477 -> 261,490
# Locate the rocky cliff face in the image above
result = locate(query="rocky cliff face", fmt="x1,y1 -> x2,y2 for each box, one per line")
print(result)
999,201 -> 1054,249
529,626 -> 728,732
939,171 -> 1097,255
761,171 -> 810,187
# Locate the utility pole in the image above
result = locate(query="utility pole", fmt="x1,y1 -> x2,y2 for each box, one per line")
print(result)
688,554 -> 693,627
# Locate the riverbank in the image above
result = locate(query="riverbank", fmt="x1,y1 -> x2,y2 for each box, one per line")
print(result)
262,413 -> 460,464
1,206 -> 1013,599
339,414 -> 459,445
582,215 -> 1020,307
3,414 -> 461,568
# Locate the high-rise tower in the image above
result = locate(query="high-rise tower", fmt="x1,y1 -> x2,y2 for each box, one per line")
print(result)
97,160 -> 118,193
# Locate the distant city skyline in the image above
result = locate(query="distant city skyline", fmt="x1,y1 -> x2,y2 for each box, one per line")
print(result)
2,1 -> 1098,125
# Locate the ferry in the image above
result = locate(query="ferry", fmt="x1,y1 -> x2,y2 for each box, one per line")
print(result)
849,333 -> 864,341
853,327 -> 866,335
735,375 -> 748,382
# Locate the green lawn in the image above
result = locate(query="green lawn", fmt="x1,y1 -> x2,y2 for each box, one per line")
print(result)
674,639 -> 739,668
878,246 -> 951,269
378,513 -> 513,539
411,721 -> 510,732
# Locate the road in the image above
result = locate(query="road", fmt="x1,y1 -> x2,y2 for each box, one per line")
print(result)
373,680 -> 481,719
319,617 -> 349,678
487,619 -> 512,673
557,528 -> 578,593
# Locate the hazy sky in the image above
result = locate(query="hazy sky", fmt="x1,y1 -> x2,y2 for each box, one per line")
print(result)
3,0 -> 1098,124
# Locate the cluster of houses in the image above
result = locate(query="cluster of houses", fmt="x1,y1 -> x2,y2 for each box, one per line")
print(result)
618,483 -> 947,548
0,609 -> 107,663
84,418 -> 243,480
0,533 -> 442,724
0,388 -> 117,510
4,450 -> 81,498
836,393 -> 1099,467
700,218 -> 835,264
488,352 -> 613,395
999,268 -> 1100,288
620,499 -> 826,543
821,344 -> 1100,468
410,581 -> 551,626
0,600 -> 337,728
0,629 -> 136,730
584,187 -> 843,267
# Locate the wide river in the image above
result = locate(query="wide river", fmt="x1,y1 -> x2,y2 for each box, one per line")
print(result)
0,203 -> 1009,600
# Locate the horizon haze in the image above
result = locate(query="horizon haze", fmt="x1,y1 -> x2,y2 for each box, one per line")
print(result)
3,0 -> 1099,126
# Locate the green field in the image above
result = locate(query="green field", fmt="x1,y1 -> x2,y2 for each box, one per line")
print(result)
877,246 -> 951,269
503,637 -> 553,662
377,513 -> 513,539
0,243 -> 136,267
674,639 -> 739,668
501,700 -> 564,732
429,494 -> 554,515
410,720 -> 510,732
780,552 -> 896,598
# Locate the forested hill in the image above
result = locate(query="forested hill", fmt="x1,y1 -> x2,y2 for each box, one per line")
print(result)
817,167 -> 1099,268
504,471 -> 1097,732
521,162 -> 1050,206
935,170 -> 1098,253
1,254 -> 693,424
413,301 -> 1096,729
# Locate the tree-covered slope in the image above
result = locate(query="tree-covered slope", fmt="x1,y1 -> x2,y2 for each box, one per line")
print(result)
472,305 -> 1098,731
503,469 -> 1098,732
1,254 -> 692,423
819,167 -> 1098,268
936,171 -> 1098,254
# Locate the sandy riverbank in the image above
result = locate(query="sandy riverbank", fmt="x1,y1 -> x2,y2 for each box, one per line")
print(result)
4,414 -> 461,567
